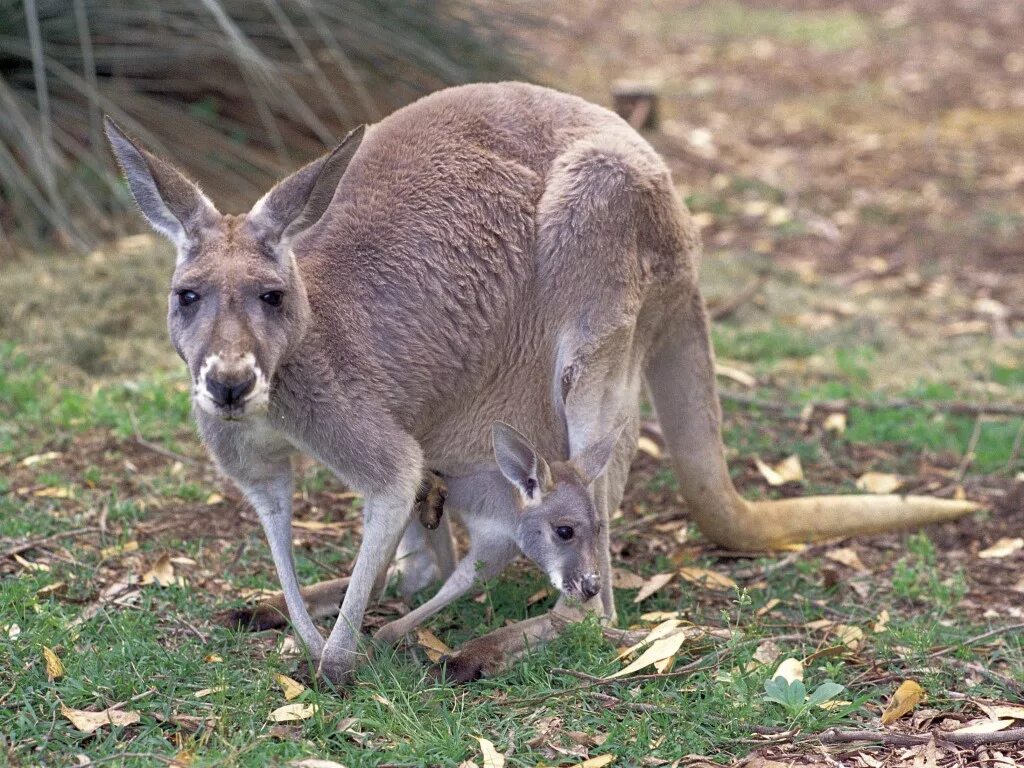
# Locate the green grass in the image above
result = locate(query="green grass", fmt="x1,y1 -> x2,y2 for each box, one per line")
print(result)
2,229 -> 1023,767
7,536 -> 1015,767
669,1 -> 872,52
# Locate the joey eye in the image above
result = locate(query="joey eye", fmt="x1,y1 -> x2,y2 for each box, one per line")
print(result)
555,525 -> 574,541
260,290 -> 284,307
177,290 -> 200,307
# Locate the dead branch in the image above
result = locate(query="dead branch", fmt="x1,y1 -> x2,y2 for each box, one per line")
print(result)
708,274 -> 769,321
720,391 -> 1024,419
812,726 -> 1024,748
928,622 -> 1024,658
126,402 -> 199,466
1,526 -> 99,560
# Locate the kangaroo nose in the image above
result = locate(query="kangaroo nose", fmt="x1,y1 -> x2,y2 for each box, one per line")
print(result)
581,573 -> 601,599
207,374 -> 256,407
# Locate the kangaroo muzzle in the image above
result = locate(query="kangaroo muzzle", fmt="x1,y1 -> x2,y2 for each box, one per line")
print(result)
194,352 -> 270,418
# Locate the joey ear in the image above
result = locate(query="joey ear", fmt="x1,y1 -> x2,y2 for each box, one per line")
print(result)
571,418 -> 629,486
248,124 -> 365,248
104,116 -> 218,248
492,421 -> 550,504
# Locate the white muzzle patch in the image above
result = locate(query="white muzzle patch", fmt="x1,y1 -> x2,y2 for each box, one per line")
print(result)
193,352 -> 270,417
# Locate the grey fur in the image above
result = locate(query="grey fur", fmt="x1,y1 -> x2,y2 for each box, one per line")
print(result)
106,81 -> 977,684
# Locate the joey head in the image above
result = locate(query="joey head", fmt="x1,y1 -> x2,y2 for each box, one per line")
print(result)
492,421 -> 621,603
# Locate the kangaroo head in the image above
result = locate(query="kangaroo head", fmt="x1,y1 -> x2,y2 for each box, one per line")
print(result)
492,420 -> 624,602
104,118 -> 364,420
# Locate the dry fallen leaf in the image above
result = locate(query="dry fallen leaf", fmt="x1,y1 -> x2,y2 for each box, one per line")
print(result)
751,639 -> 781,667
61,704 -> 140,733
772,657 -> 803,684
609,630 -> 689,679
855,472 -> 903,494
715,363 -> 756,388
526,587 -> 550,607
34,486 -> 73,499
36,581 -> 65,597
291,520 -> 346,532
100,540 -> 139,559
205,493 -> 224,505
141,553 -> 176,587
873,609 -> 890,634
204,654 -> 223,663
611,568 -> 645,590
756,597 -> 781,617
633,572 -> 675,603
754,455 -> 803,486
880,680 -> 925,724
617,619 -> 686,660
832,624 -> 865,652
572,757 -> 614,768
636,436 -> 662,459
43,646 -> 64,680
275,674 -> 305,701
268,703 -> 319,722
951,719 -> 1014,735
289,760 -> 347,768
20,451 -> 62,467
981,704 -> 1024,720
194,686 -> 227,698
477,737 -> 505,768
825,547 -> 867,572
13,554 -> 49,572
416,628 -> 453,663
822,412 -> 847,434
678,567 -> 737,591
977,537 -> 1024,559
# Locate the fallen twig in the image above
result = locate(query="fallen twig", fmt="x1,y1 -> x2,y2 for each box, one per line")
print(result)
708,274 -> 769,322
1,526 -> 99,560
928,622 -> 1024,659
592,691 -> 661,713
955,413 -> 984,481
812,726 -> 1024,748
720,391 -> 1024,419
126,402 -> 198,466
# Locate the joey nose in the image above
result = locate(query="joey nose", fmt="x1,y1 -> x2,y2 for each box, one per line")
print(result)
207,374 -> 256,407
580,573 -> 601,600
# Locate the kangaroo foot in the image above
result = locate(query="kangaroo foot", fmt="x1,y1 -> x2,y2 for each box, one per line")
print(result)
434,643 -> 506,684
215,603 -> 289,631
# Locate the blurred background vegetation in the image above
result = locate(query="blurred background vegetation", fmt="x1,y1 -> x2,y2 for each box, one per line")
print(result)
0,0 -> 527,252
0,0 -> 1020,393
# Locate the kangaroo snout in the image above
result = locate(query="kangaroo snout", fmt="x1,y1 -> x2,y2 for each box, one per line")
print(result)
194,353 -> 269,417
580,573 -> 601,600
206,373 -> 256,407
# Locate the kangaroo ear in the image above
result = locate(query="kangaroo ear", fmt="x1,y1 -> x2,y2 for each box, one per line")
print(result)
104,116 -> 218,249
249,124 -> 365,248
492,422 -> 550,505
571,418 -> 629,486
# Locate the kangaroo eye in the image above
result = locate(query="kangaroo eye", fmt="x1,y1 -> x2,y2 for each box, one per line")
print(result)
260,290 -> 284,307
177,290 -> 200,307
555,525 -> 574,541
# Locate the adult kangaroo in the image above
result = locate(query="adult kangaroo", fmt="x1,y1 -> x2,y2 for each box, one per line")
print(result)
106,82 -> 977,684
